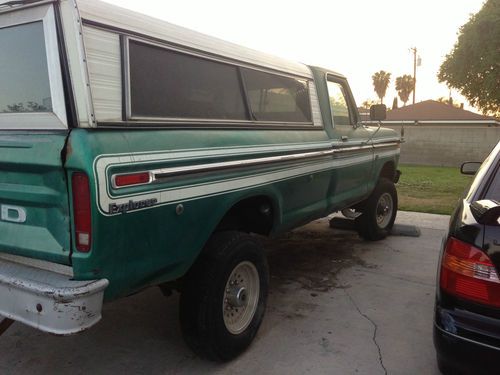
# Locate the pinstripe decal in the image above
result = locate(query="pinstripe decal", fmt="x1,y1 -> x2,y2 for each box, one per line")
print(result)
93,142 -> 400,216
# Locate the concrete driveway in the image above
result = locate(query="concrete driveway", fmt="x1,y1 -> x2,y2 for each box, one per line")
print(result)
0,211 -> 448,375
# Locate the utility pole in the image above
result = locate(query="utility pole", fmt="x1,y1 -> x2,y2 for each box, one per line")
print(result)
411,47 -> 417,104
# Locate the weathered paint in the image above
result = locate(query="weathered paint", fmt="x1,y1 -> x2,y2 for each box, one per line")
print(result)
0,257 -> 108,335
0,2 -> 400,310
0,131 -> 71,265
64,123 -> 399,300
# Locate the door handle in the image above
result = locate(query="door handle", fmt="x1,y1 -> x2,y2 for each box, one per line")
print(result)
341,136 -> 348,142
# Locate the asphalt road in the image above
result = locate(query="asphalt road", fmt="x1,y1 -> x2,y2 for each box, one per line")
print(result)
0,211 -> 448,375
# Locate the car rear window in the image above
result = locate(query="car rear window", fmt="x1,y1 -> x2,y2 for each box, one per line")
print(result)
484,165 -> 500,201
0,22 -> 52,113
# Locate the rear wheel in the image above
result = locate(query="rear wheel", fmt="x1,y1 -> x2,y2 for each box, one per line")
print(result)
179,231 -> 269,361
355,178 -> 397,241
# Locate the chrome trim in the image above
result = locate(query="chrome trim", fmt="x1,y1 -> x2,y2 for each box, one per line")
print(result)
126,117 -> 314,127
0,253 -> 73,277
110,170 -> 153,189
373,142 -> 400,149
123,35 -> 315,125
122,34 -> 311,81
123,34 -> 131,121
325,72 -> 359,129
152,148 -> 335,180
0,257 -> 108,335
0,0 -> 54,15
435,323 -> 500,352
110,141 -> 400,189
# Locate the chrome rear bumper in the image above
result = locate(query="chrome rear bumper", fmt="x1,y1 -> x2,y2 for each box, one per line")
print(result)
0,254 -> 108,335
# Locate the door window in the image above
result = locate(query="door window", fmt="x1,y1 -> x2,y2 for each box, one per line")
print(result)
327,81 -> 352,126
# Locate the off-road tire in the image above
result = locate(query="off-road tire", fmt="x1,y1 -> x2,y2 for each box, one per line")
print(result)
179,231 -> 269,362
355,178 -> 397,241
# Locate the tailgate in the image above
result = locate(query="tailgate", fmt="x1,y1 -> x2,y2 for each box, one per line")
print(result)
0,2 -> 72,265
0,132 -> 71,264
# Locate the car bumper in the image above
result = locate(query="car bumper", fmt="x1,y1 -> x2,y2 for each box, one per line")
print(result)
434,323 -> 500,375
0,254 -> 108,335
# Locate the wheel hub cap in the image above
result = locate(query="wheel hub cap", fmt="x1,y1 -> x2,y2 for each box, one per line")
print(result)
376,192 -> 393,228
227,286 -> 247,308
223,261 -> 260,335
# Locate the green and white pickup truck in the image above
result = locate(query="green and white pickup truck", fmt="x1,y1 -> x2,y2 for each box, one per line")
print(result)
0,0 -> 401,360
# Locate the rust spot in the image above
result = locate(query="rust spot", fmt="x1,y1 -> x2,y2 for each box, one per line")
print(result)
65,138 -> 73,158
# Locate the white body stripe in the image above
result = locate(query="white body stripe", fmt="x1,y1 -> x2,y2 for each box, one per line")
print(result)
93,144 -> 400,216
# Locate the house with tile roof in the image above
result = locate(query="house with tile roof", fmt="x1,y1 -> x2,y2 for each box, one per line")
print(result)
384,100 -> 498,126
360,100 -> 499,167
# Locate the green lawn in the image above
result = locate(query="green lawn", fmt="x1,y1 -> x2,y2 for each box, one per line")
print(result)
396,164 -> 473,215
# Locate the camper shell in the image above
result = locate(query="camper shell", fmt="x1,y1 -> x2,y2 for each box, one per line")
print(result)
0,0 -> 400,360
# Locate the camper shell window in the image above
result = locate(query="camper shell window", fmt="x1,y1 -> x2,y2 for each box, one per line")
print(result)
0,4 -> 67,129
128,40 -> 248,120
241,69 -> 311,123
0,22 -> 52,114
126,38 -> 313,125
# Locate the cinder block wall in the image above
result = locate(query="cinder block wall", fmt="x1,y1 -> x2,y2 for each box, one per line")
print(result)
383,124 -> 500,167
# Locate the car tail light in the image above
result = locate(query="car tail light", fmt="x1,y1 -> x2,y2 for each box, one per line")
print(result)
113,172 -> 151,188
440,237 -> 500,307
72,172 -> 91,253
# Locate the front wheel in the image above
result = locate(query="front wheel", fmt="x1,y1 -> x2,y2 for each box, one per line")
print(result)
355,178 -> 398,241
179,231 -> 269,361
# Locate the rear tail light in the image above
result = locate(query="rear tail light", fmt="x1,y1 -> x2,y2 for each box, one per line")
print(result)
72,172 -> 91,253
113,172 -> 151,188
440,237 -> 500,307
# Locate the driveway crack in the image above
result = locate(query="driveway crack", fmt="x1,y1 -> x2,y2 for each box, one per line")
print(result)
343,288 -> 388,375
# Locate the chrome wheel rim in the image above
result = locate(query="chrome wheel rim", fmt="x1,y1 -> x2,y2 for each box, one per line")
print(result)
376,192 -> 393,228
223,261 -> 260,335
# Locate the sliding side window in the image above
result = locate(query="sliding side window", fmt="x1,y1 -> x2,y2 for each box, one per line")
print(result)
241,69 -> 311,123
128,40 -> 247,120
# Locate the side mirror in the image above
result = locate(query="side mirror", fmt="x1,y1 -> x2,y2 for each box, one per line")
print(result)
370,104 -> 386,121
470,200 -> 500,225
461,162 -> 481,175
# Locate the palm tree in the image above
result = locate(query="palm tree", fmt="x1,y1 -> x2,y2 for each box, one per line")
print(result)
362,99 -> 377,109
372,70 -> 391,104
395,75 -> 415,106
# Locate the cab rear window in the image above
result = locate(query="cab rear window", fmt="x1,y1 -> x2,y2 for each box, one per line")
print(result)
0,21 -> 52,113
242,68 -> 311,123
